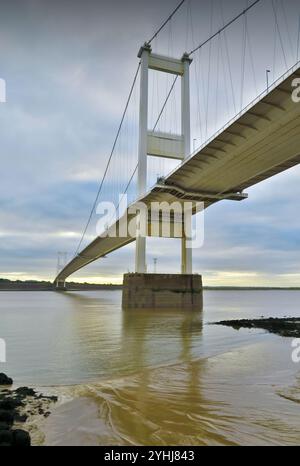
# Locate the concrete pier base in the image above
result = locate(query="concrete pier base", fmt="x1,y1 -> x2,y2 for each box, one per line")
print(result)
55,281 -> 67,292
122,273 -> 203,310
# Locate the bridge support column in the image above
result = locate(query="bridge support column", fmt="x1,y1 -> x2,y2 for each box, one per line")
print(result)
135,43 -> 150,273
122,273 -> 202,310
181,53 -> 193,275
181,227 -> 192,275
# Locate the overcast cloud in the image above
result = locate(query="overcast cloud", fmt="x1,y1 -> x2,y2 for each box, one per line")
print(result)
0,0 -> 300,285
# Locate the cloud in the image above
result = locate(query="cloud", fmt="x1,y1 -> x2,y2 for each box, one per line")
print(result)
1,0 -> 300,285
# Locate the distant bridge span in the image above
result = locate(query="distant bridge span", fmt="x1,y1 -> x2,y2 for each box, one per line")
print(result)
55,63 -> 300,286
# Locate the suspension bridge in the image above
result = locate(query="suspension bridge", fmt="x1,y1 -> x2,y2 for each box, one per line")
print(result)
54,0 -> 300,308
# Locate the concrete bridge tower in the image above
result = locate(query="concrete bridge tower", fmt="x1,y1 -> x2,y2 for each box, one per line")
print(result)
122,44 -> 203,310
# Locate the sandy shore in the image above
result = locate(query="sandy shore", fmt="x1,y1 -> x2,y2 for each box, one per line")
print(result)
0,383 -> 58,446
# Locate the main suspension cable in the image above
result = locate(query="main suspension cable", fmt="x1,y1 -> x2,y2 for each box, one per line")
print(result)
147,0 -> 187,45
73,63 -> 141,257
188,0 -> 261,56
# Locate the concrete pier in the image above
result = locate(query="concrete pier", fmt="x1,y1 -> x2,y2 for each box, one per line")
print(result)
55,281 -> 67,292
122,273 -> 203,310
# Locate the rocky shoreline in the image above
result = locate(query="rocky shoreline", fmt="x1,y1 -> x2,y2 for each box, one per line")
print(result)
212,317 -> 300,338
0,373 -> 57,447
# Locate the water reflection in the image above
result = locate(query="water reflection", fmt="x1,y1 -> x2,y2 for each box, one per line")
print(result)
121,308 -> 203,363
113,310 -> 207,444
56,292 -> 204,383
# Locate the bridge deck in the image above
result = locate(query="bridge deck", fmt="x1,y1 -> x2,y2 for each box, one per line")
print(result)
55,64 -> 300,283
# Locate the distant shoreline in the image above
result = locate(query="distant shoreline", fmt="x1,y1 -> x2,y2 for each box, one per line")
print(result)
204,286 -> 300,291
0,280 -> 300,292
0,279 -> 123,291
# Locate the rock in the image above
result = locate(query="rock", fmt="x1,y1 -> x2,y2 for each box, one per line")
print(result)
0,429 -> 13,446
0,380 -> 56,447
13,429 -> 31,447
0,374 -> 13,386
213,317 -> 300,338
0,379 -> 57,448
0,409 -> 14,425
0,397 -> 24,410
0,422 -> 10,431
15,387 -> 36,397
37,394 -> 58,402
14,413 -> 28,423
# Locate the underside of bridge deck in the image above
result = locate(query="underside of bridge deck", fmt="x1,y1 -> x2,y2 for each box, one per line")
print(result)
54,64 -> 300,307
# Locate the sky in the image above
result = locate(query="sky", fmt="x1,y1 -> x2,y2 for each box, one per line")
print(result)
0,0 -> 300,286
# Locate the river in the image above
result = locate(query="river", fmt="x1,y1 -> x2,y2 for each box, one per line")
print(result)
0,290 -> 299,445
